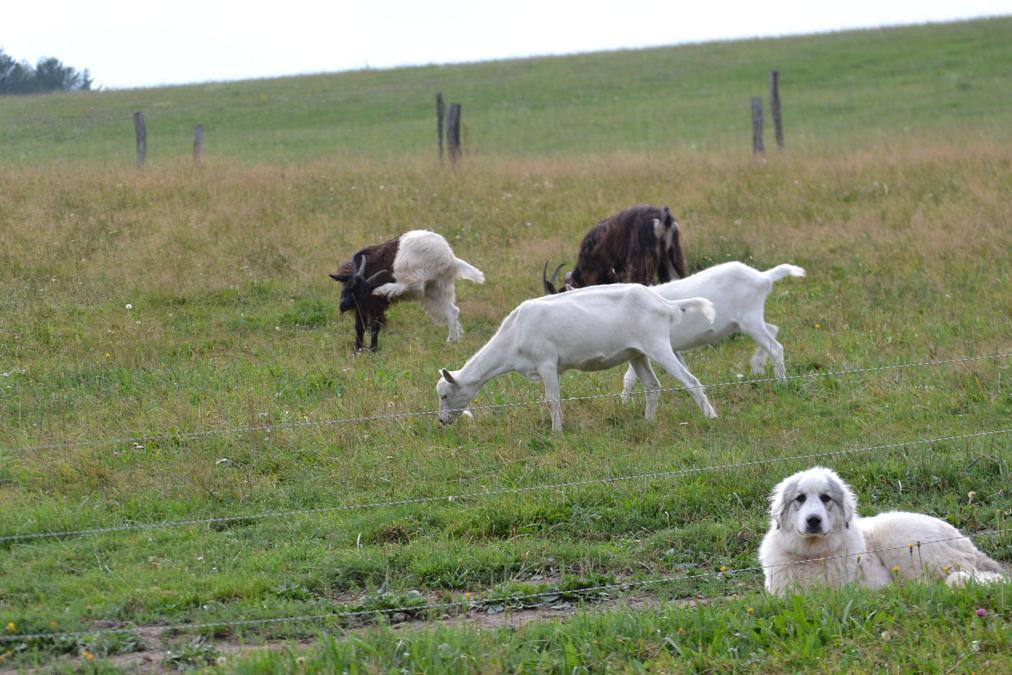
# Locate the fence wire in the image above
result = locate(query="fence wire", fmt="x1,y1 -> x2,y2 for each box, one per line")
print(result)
2,427 -> 1008,544
1,528 -> 1007,644
2,351 -> 1009,455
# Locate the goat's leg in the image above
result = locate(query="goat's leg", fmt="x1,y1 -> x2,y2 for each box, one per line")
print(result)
353,312 -> 366,351
537,363 -> 564,432
748,323 -> 779,374
647,343 -> 718,418
742,316 -> 786,381
629,355 -> 661,420
623,351 -> 687,402
372,279 -> 424,299
620,364 -> 638,402
368,315 -> 383,352
420,282 -> 463,342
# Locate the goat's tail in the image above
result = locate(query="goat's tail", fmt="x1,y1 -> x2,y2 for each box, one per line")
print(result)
455,258 -> 486,284
763,264 -> 806,283
664,296 -> 716,325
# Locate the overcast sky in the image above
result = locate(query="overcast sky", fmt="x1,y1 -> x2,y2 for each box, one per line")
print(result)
4,1 -> 1011,89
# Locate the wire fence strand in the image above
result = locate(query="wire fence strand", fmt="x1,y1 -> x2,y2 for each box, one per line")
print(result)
1,528 -> 1007,644
2,351 -> 1009,455
2,427 -> 1008,544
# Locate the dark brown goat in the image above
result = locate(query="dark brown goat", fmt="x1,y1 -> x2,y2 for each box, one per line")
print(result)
329,240 -> 397,352
544,204 -> 685,294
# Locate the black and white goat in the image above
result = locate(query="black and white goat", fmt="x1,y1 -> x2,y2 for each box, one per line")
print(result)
543,204 -> 685,294
329,230 -> 485,352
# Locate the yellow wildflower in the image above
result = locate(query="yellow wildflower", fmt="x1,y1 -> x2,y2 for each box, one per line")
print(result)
719,565 -> 728,573
4,623 -> 14,633
891,565 -> 900,575
746,607 -> 754,615
82,650 -> 95,662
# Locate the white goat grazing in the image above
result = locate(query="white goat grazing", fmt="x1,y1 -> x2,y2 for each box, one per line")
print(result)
621,262 -> 805,404
436,284 -> 718,432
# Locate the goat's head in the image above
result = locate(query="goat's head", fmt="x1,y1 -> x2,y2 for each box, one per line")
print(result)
329,254 -> 394,313
436,368 -> 474,425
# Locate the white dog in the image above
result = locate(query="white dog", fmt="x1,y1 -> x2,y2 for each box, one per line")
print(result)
758,466 -> 1006,596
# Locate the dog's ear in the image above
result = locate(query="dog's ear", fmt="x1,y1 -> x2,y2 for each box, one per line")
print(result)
770,477 -> 798,530
827,472 -> 858,529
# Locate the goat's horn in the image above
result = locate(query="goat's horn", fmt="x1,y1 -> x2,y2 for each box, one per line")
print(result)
354,254 -> 367,277
542,261 -> 558,295
551,263 -> 565,284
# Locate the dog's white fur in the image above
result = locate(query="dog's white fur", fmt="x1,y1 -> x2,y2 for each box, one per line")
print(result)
759,466 -> 1006,596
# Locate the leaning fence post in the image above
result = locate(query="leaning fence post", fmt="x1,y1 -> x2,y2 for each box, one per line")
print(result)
446,103 -> 462,164
193,124 -> 204,163
133,111 -> 146,167
750,97 -> 765,156
769,70 -> 783,149
436,93 -> 446,161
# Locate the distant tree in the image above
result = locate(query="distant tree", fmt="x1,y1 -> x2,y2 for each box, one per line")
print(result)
0,49 -> 92,95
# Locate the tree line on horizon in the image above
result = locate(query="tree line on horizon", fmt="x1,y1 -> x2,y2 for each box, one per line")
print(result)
0,49 -> 92,95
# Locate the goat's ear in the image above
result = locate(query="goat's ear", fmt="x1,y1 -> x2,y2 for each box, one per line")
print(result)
365,269 -> 394,288
662,206 -> 673,225
440,368 -> 456,384
329,273 -> 352,283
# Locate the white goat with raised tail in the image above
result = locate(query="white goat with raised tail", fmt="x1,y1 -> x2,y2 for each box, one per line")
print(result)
621,262 -> 805,407
436,284 -> 718,432
330,230 -> 485,351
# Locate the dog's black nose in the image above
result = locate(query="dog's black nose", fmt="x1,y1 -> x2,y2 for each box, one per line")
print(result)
806,515 -> 822,531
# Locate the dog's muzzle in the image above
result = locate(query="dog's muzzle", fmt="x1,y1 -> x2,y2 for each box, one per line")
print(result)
804,515 -> 824,534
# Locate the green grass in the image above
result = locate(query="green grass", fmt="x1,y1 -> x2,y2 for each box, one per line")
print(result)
228,583 -> 1010,673
1,18 -> 1011,165
1,17 -> 1011,672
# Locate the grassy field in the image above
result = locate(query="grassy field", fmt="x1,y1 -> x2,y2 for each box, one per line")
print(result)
1,18 -> 1011,165
1,17 -> 1011,673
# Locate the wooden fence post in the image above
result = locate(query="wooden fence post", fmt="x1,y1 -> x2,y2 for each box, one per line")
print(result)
436,93 -> 445,161
750,97 -> 765,156
446,103 -> 462,164
133,111 -> 146,167
769,70 -> 783,149
193,124 -> 204,163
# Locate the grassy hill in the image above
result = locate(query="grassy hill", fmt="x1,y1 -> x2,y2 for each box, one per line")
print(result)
1,17 -> 1011,164
0,17 -> 1010,672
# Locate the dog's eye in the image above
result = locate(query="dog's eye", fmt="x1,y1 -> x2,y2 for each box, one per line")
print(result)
795,494 -> 806,504
820,494 -> 831,503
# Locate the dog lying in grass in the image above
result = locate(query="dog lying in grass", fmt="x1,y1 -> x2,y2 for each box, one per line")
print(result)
758,466 -> 1006,596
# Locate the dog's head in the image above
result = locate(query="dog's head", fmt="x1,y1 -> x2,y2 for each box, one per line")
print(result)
769,466 -> 857,537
